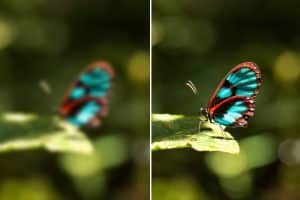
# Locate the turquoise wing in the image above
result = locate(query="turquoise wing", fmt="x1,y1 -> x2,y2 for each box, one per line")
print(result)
208,62 -> 261,108
59,61 -> 114,127
207,62 -> 261,128
209,96 -> 256,127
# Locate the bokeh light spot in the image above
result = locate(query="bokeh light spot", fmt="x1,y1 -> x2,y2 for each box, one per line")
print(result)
152,114 -> 184,122
205,151 -> 247,178
220,172 -> 253,199
127,51 -> 150,85
0,178 -> 62,200
3,113 -> 37,123
206,134 -> 277,177
0,20 -> 15,49
240,134 -> 277,169
279,138 -> 300,165
152,21 -> 164,46
274,52 -> 300,85
157,18 -> 216,54
60,134 -> 129,177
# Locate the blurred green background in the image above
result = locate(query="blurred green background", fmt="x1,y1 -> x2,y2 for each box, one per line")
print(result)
0,0 -> 149,200
152,0 -> 300,200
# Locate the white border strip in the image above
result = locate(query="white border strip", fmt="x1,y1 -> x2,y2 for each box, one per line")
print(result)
149,0 -> 152,198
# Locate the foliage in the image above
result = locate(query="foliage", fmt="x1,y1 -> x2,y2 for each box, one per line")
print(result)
0,113 -> 93,154
152,114 -> 239,154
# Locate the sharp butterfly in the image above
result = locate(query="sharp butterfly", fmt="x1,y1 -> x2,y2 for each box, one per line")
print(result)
59,61 -> 114,128
200,62 -> 261,128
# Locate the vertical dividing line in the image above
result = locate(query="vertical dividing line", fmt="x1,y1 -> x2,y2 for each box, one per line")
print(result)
149,0 -> 152,198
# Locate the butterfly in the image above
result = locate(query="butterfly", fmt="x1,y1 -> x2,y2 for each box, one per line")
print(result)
59,61 -> 114,128
198,62 -> 261,129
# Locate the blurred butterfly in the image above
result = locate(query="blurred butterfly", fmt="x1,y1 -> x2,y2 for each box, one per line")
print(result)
189,62 -> 261,131
59,61 -> 114,128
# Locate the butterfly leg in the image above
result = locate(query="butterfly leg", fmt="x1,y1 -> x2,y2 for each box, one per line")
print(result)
197,115 -> 209,133
198,118 -> 203,133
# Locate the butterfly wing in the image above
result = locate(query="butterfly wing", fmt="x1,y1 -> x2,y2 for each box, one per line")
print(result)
207,62 -> 261,127
209,96 -> 255,127
207,62 -> 261,108
59,61 -> 114,127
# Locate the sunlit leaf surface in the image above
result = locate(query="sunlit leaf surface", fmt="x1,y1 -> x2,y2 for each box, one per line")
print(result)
152,114 -> 240,154
0,112 -> 93,154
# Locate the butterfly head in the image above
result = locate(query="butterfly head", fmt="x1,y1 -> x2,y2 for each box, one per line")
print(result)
199,107 -> 209,120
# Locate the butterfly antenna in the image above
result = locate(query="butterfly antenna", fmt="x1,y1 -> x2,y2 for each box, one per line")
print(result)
39,79 -> 52,96
38,80 -> 58,113
185,80 -> 198,95
185,81 -> 204,133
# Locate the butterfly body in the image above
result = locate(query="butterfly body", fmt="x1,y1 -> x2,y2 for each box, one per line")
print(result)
59,61 -> 114,128
201,62 -> 261,128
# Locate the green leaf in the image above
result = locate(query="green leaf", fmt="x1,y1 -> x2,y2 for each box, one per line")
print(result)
0,113 -> 93,154
152,114 -> 240,154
